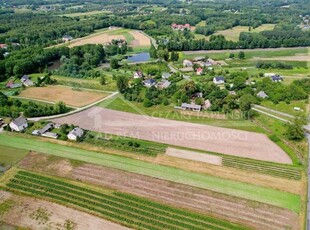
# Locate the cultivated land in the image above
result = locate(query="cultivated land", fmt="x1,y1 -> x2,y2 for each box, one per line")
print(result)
53,107 -> 292,164
18,153 -> 300,230
0,134 -> 300,212
67,28 -> 151,50
18,85 -> 110,107
3,170 -> 249,230
0,191 -> 127,230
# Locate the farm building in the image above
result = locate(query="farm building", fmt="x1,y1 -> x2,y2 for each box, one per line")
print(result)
68,127 -> 84,141
181,103 -> 202,111
9,117 -> 28,132
213,76 -> 225,85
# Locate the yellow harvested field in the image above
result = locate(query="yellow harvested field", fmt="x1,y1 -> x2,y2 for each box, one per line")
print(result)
68,28 -> 150,48
19,86 -> 109,107
68,33 -> 126,48
129,30 -> 151,47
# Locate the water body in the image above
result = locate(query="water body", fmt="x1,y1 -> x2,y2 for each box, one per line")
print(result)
127,52 -> 150,63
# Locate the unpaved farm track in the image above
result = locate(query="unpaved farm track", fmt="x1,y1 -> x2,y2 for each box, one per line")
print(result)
71,164 -> 298,230
53,107 -> 292,164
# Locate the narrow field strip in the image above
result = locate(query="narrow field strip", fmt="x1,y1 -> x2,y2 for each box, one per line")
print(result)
5,171 -> 249,230
73,168 -> 294,229
0,134 -> 301,212
222,157 -> 301,180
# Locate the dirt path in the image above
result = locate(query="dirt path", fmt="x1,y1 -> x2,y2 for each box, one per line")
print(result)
53,107 -> 292,164
0,191 -> 128,230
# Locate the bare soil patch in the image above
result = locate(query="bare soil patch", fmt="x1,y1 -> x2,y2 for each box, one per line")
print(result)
19,86 -> 108,107
165,147 -> 222,165
0,191 -> 128,230
53,107 -> 292,164
129,30 -> 151,47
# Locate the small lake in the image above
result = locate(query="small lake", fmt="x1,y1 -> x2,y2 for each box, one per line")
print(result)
127,52 -> 150,63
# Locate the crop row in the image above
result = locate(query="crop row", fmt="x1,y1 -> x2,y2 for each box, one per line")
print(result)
12,175 -> 208,229
9,171 -> 248,230
222,158 -> 301,180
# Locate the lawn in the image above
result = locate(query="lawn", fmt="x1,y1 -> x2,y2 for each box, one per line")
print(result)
0,145 -> 28,166
261,100 -> 307,116
29,74 -> 117,92
0,133 -> 301,212
206,24 -> 276,42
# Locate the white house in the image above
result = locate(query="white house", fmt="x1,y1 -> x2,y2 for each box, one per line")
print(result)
257,91 -> 268,99
21,75 -> 34,87
9,117 -> 28,132
67,127 -> 84,141
183,59 -> 193,67
213,76 -> 225,85
133,71 -> 143,79
62,35 -> 73,42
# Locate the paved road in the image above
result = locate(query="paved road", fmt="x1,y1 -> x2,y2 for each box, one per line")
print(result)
28,91 -> 119,121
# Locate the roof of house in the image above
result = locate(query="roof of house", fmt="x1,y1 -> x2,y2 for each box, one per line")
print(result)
23,79 -> 34,86
214,76 -> 225,81
21,75 -> 29,82
196,67 -> 203,72
134,71 -> 143,76
271,75 -> 283,81
257,91 -> 268,98
63,35 -> 73,39
11,117 -> 27,127
181,103 -> 202,110
38,123 -> 54,134
144,79 -> 156,85
68,127 -> 84,137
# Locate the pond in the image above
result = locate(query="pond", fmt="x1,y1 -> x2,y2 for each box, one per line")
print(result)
127,52 -> 150,63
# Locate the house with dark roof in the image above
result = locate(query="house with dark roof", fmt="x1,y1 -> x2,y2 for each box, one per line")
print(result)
271,75 -> 283,82
143,79 -> 156,88
9,117 -> 28,132
68,127 -> 84,141
213,76 -> 225,85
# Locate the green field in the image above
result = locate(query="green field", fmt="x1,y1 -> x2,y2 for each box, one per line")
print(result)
260,100 -> 307,116
0,134 -> 301,212
0,145 -> 28,166
206,24 -> 276,42
5,170 -> 248,230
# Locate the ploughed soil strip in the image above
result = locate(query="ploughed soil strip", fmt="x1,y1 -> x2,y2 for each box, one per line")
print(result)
52,107 -> 292,164
71,164 -> 298,230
